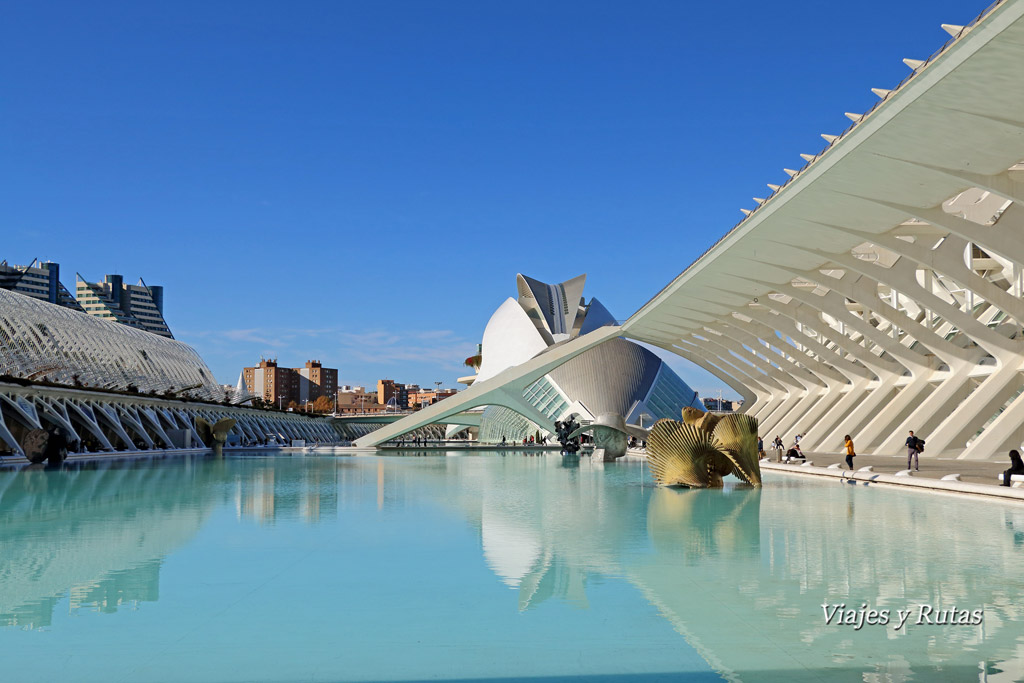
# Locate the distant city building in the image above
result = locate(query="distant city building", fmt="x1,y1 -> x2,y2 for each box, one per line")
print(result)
702,398 -> 740,413
297,360 -> 337,404
0,259 -> 82,310
336,386 -> 380,413
377,379 -> 409,409
76,273 -> 173,338
407,387 -> 457,409
244,359 -> 337,408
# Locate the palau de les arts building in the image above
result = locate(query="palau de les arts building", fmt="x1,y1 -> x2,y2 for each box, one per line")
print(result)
468,274 -> 702,443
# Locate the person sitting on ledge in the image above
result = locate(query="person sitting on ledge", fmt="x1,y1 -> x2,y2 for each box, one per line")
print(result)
785,442 -> 804,462
1001,449 -> 1024,487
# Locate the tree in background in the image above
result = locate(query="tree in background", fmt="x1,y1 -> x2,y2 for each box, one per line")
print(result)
287,400 -> 299,411
312,395 -> 334,413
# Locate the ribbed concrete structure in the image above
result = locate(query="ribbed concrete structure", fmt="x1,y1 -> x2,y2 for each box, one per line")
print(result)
357,1 -> 1024,456
621,0 -> 1024,459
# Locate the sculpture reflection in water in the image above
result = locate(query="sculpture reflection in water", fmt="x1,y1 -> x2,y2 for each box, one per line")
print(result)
646,406 -> 761,487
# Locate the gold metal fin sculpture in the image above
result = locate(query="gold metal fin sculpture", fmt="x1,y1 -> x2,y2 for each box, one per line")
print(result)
681,406 -> 705,425
195,417 -> 214,446
647,419 -> 729,488
695,411 -> 722,434
648,412 -> 762,488
195,417 -> 236,456
712,413 -> 762,486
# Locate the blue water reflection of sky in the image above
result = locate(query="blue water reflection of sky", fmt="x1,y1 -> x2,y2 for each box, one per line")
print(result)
3,453 -> 1024,682
1,455 -> 715,682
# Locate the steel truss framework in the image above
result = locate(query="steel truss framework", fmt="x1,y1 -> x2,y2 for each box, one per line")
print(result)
0,384 -> 340,458
0,289 -> 235,402
622,0 -> 1024,459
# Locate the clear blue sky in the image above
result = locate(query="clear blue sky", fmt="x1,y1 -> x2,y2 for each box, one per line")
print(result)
1,0 -> 979,395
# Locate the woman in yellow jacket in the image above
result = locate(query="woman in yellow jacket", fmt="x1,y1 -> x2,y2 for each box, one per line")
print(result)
844,435 -> 856,469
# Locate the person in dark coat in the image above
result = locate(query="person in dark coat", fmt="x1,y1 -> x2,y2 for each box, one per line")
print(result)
1001,449 -> 1024,487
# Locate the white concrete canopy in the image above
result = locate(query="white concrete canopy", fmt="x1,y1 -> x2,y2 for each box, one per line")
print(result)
621,0 -> 1024,459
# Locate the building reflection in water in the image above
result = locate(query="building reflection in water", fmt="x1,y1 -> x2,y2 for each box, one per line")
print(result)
3,452 -> 1024,679
433,454 -> 1024,681
0,455 -> 342,629
0,455 -> 219,629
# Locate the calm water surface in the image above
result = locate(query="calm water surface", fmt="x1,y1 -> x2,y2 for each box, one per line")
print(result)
2,451 -> 1023,682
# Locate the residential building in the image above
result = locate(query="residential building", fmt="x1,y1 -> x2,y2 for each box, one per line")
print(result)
407,388 -> 458,409
76,273 -> 173,338
377,379 -> 409,409
0,259 -> 82,310
243,359 -> 337,408
244,360 -> 299,408
297,360 -> 337,404
337,386 -> 379,413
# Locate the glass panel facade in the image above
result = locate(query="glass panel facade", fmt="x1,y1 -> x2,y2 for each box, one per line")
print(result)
644,364 -> 699,421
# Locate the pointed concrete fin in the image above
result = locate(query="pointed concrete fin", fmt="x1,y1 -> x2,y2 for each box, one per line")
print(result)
740,208 -> 752,216
821,133 -> 839,143
871,88 -> 891,99
783,168 -> 798,177
941,24 -> 965,37
753,197 -> 765,205
767,183 -> 781,191
903,58 -> 926,70
516,272 -> 586,338
844,112 -> 863,122
799,154 -> 815,162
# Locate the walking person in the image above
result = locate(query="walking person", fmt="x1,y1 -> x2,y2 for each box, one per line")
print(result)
905,430 -> 923,471
843,434 -> 856,470
757,436 -> 765,460
1001,449 -> 1024,487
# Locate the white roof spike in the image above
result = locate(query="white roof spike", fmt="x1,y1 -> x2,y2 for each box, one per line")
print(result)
767,183 -> 781,191
941,24 -> 965,37
871,88 -> 892,99
740,208 -> 752,216
753,197 -> 766,205
903,58 -> 926,70
821,133 -> 839,143
783,168 -> 798,177
800,153 -> 816,162
844,112 -> 863,122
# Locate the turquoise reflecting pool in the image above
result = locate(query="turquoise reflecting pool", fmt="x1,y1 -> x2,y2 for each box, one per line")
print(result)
2,451 -> 1023,682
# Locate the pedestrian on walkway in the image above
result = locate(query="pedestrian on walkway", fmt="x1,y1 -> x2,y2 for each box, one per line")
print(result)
905,430 -> 924,471
757,436 -> 765,460
773,436 -> 784,462
843,434 -> 856,470
1001,449 -> 1024,487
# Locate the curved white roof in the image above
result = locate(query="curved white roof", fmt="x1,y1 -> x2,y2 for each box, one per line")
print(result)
475,297 -> 549,384
0,289 -> 227,401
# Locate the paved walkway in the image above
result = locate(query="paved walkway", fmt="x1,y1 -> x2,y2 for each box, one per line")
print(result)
780,451 -> 1017,487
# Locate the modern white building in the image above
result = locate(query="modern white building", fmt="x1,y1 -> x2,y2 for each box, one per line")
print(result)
468,274 -> 701,443
357,0 -> 1024,459
0,288 -> 221,400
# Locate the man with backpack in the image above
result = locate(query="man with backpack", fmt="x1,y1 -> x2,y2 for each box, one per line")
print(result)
905,430 -> 924,471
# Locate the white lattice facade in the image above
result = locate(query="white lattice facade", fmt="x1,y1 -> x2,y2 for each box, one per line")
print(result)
621,1 -> 1024,460
0,288 -> 224,401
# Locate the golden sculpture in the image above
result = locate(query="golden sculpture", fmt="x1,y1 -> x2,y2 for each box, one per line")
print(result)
195,417 -> 237,457
645,408 -> 761,488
